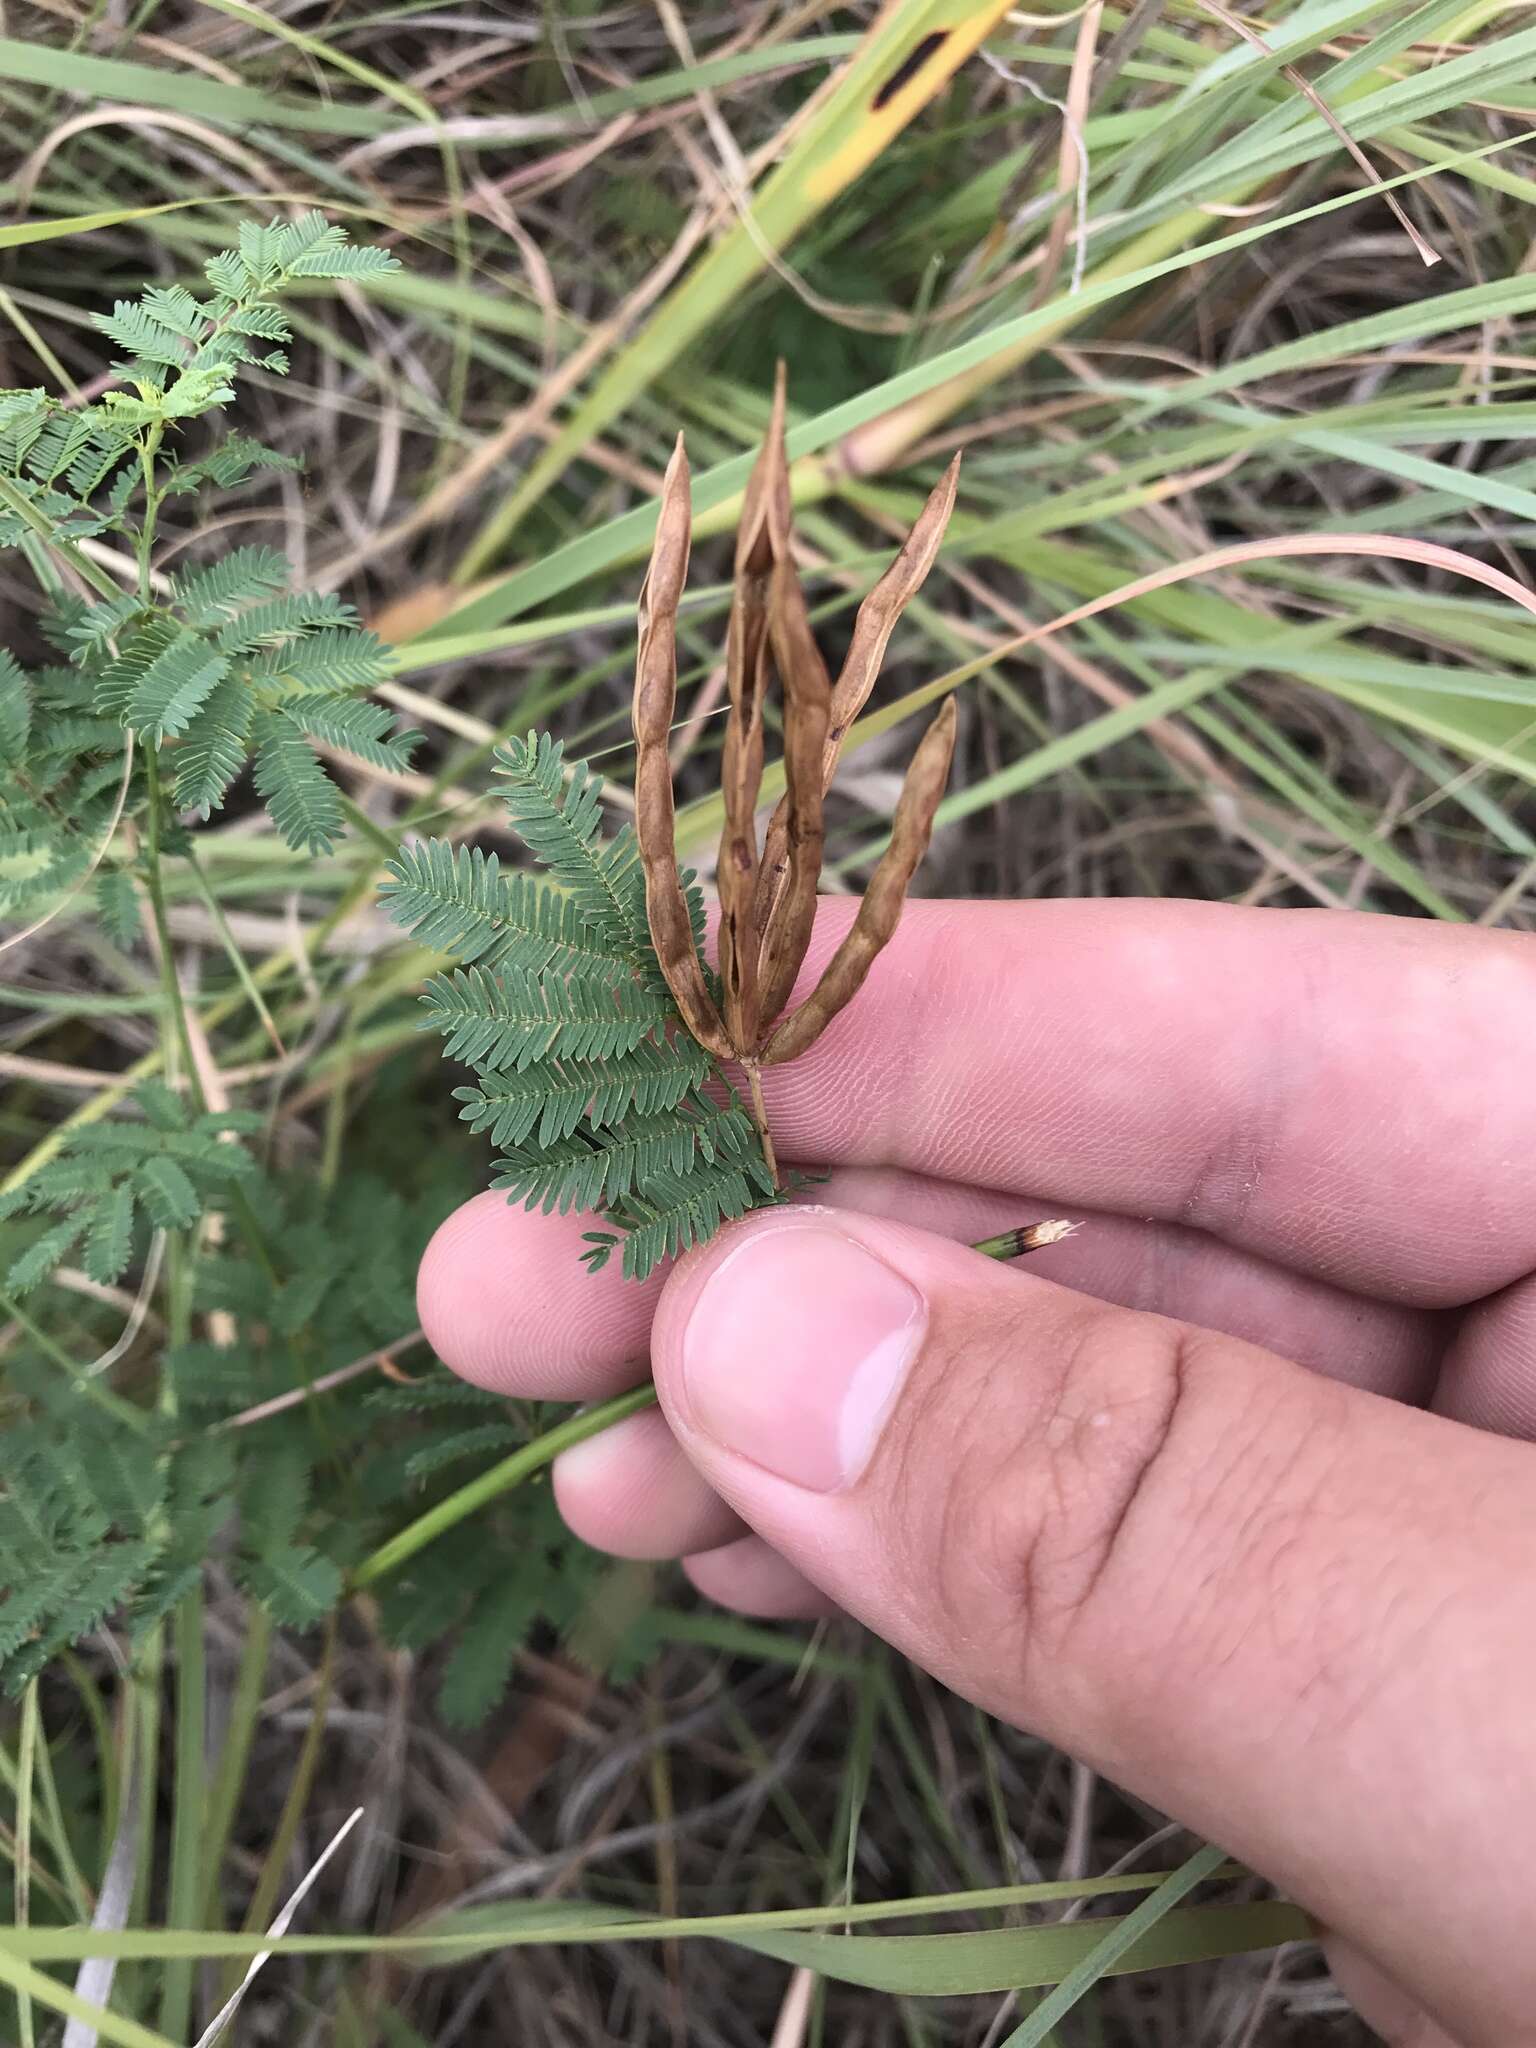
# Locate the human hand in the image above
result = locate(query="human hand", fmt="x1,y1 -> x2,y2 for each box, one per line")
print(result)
419,898 -> 1536,2048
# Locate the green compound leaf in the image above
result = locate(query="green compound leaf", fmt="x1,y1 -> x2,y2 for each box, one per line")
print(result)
0,648 -> 31,751
136,1155 -> 202,1230
82,1183 -> 136,1285
237,1544 -> 343,1627
172,545 -> 290,626
455,1038 -> 715,1150
121,632 -> 228,743
607,1155 -> 774,1282
286,690 -> 420,771
419,962 -> 671,1072
171,674 -> 253,813
385,730 -> 776,1283
382,840 -> 635,977
252,710 -> 343,853
492,1097 -> 762,1218
493,731 -> 653,962
94,867 -> 141,948
248,622 -> 390,692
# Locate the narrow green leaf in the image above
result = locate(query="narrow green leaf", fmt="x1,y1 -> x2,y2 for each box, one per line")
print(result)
0,36 -> 393,137
1001,1844 -> 1229,2045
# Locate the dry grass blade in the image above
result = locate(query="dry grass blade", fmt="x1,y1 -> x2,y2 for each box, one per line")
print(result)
633,435 -> 731,1058
191,1808 -> 364,2048
716,371 -> 785,1050
1189,0 -> 1440,267
59,1736 -> 141,2048
753,454 -> 960,938
753,405 -> 831,1029
764,696 -> 957,1067
1028,0 -> 1104,307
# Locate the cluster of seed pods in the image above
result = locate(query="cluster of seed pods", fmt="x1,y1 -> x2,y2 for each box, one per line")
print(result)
631,372 -> 961,1170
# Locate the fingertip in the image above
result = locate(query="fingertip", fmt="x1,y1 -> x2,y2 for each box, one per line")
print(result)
417,1188 -> 661,1398
553,1406 -> 745,1560
683,1535 -> 840,1620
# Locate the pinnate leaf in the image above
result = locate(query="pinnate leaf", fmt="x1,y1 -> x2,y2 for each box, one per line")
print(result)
82,1184 -> 136,1284
252,711 -> 343,853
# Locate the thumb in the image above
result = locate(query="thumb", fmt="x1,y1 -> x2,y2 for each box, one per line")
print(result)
651,1205 -> 1535,2048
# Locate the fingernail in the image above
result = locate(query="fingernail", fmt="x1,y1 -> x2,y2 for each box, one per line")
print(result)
680,1220 -> 926,1492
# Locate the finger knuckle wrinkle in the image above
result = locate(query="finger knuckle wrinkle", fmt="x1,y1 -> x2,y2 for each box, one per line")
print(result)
963,1307 -> 1195,1656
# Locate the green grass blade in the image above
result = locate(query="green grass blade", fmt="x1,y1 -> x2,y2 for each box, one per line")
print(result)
0,1945 -> 181,2048
425,132 -> 1531,637
0,1893 -> 1313,1986
998,1844 -> 1229,2046
0,37 -> 393,136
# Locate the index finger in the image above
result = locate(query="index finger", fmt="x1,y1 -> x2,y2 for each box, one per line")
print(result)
756,897 -> 1536,1306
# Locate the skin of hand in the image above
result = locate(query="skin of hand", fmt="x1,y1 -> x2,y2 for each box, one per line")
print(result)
418,899 -> 1536,2048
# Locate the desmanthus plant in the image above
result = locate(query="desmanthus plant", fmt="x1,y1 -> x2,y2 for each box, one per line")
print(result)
387,371 -> 1009,1268
0,213 -> 416,911
0,217 -> 431,1688
365,376 -> 1073,1592
0,216 -> 1071,1721
0,218 -> 662,1724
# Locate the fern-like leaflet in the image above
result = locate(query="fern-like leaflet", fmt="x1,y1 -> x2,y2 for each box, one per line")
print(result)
383,732 -> 777,1280
0,211 -> 418,930
0,1082 -> 261,1294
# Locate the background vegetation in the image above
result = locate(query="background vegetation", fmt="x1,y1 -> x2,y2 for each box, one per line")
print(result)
2,1 -> 1534,2040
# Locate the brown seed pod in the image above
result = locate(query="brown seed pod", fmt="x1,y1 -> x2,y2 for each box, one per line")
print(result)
754,548 -> 831,1027
825,452 -> 962,755
751,392 -> 831,1028
761,694 -> 957,1067
628,388 -> 960,1187
753,453 -> 960,940
633,435 -> 731,1059
714,371 -> 784,1051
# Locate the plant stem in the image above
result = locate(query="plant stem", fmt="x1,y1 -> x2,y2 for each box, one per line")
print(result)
128,1624 -> 164,1939
225,1614 -> 338,2000
136,423 -> 163,604
350,1384 -> 658,1590
351,1219 -> 1076,1592
157,1587 -> 206,2040
337,789 -> 403,859
61,1650 -> 119,1880
15,1683 -> 38,2048
28,1686 -> 93,1921
742,1059 -> 779,1187
200,1606 -> 272,1923
183,846 -> 285,1056
973,1220 -> 1079,1260
143,639 -> 213,2038
141,750 -> 203,1108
